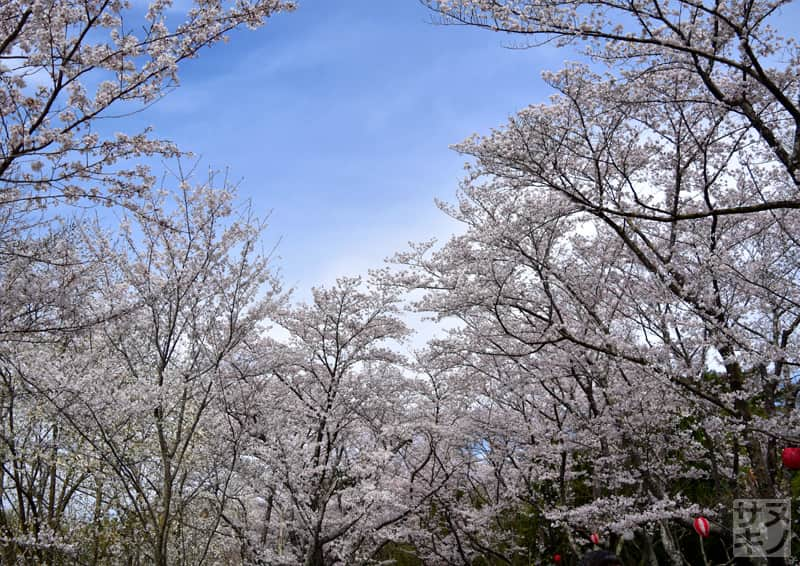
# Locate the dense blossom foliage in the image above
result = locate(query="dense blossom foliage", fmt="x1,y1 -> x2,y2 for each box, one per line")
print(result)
387,0 -> 800,563
2,0 -> 799,564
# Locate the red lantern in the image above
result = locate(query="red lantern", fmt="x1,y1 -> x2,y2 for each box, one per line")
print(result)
590,532 -> 600,545
693,517 -> 710,538
553,554 -> 562,564
782,447 -> 800,470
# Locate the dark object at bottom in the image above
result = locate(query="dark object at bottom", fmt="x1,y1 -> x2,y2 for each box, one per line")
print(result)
578,550 -> 623,566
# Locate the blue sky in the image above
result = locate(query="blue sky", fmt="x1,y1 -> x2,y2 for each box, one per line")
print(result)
135,0 -> 563,294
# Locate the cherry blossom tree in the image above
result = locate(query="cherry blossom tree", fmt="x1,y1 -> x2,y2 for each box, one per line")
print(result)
424,0 -> 799,192
3,0 -> 799,562
80,182 -> 278,565
1,0 -> 293,209
1,0 -> 294,342
387,1 -> 800,558
1,180 -> 281,564
225,278 -> 457,565
1,2 -> 294,561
